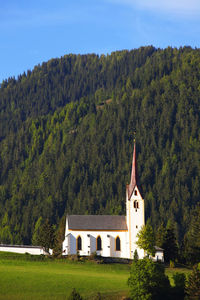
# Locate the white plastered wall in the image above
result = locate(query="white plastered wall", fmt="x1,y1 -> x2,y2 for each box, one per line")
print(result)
151,251 -> 164,262
0,246 -> 47,255
63,230 -> 129,258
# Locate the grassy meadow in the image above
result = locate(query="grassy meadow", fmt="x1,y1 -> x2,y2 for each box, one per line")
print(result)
0,252 -> 191,299
0,252 -> 130,299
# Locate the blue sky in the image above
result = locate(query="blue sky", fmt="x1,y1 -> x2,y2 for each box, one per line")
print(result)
1,0 -> 200,83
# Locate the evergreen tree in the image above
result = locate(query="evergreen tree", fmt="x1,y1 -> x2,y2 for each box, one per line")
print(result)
53,216 -> 66,256
155,223 -> 166,248
185,265 -> 200,300
32,217 -> 43,245
133,249 -> 139,261
37,219 -> 55,251
162,224 -> 178,263
184,205 -> 200,264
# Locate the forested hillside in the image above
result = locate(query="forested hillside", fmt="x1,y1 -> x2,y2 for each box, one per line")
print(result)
0,46 -> 199,260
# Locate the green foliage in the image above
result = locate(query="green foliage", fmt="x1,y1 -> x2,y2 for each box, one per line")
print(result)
162,224 -> 178,263
173,272 -> 186,289
128,258 -> 171,300
184,205 -> 200,264
185,265 -> 200,299
171,272 -> 186,300
169,260 -> 175,268
32,216 -> 43,245
53,215 -> 66,257
136,224 -> 155,256
33,219 -> 55,251
155,223 -> 166,248
0,212 -> 13,244
133,249 -> 139,262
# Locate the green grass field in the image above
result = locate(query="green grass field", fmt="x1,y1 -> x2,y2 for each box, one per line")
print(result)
0,252 -> 130,299
0,252 -> 191,300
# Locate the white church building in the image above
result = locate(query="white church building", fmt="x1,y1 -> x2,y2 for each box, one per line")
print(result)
62,142 -> 163,260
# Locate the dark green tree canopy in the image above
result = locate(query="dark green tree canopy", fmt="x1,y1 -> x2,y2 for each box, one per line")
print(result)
162,223 -> 178,263
184,205 -> 200,264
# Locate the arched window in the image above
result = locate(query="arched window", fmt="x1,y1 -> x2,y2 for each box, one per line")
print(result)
116,236 -> 121,251
96,236 -> 102,250
77,236 -> 82,251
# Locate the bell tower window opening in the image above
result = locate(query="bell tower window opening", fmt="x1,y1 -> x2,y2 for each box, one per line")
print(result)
134,190 -> 137,196
134,200 -> 139,209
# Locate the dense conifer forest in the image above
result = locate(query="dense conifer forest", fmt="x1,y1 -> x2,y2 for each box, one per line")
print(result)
0,46 -> 199,262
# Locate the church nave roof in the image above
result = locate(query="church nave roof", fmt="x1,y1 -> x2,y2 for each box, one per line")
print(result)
67,215 -> 128,231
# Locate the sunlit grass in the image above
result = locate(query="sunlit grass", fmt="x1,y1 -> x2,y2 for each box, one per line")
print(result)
0,252 -> 192,299
0,253 -> 130,299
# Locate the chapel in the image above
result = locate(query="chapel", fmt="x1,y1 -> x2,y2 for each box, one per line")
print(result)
62,142 -> 163,260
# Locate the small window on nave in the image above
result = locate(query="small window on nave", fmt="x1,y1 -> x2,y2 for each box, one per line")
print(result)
116,236 -> 121,251
77,236 -> 82,251
97,236 -> 102,250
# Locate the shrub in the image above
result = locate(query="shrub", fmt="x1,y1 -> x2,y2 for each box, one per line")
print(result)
68,288 -> 83,300
89,251 -> 98,260
171,272 -> 186,299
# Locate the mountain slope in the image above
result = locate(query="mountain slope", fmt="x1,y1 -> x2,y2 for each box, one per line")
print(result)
0,46 -> 199,247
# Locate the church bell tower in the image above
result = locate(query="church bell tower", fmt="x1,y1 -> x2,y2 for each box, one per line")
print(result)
126,141 -> 145,259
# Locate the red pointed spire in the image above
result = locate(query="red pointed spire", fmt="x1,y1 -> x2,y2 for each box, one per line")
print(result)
128,140 -> 137,200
